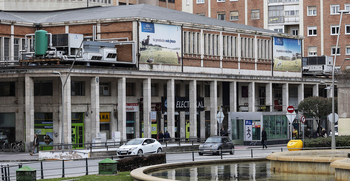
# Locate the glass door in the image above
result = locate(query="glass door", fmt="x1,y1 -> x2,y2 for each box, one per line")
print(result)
71,124 -> 84,149
231,118 -> 244,145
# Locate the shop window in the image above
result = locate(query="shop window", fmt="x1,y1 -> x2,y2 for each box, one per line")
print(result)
0,113 -> 16,144
204,84 -> 210,97
126,83 -> 135,96
0,82 -> 15,96
71,81 -> 85,96
241,86 -> 248,98
34,113 -> 53,150
34,81 -> 53,96
99,82 -> 110,96
100,112 -> 110,139
151,83 -> 158,96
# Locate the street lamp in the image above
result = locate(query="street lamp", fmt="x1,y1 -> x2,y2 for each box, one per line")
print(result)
52,71 -> 65,150
331,9 -> 349,149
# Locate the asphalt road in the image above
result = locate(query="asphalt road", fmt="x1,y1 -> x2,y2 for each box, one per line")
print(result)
1,146 -> 287,180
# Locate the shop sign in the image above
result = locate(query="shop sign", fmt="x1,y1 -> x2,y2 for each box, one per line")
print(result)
117,103 -> 139,112
161,97 -> 205,112
245,120 -> 252,141
100,112 -> 110,122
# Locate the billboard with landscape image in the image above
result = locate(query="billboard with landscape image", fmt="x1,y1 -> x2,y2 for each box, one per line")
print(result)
273,37 -> 302,72
139,22 -> 182,65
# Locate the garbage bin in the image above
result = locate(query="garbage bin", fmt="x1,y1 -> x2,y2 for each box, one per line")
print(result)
99,158 -> 117,174
16,166 -> 36,181
287,140 -> 303,151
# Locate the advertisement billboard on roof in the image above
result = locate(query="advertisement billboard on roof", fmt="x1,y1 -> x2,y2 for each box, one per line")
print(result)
139,22 -> 182,65
273,37 -> 302,72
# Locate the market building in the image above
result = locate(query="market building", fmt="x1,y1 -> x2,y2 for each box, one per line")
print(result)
0,4 -> 333,150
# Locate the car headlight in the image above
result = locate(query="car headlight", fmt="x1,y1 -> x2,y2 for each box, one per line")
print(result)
199,145 -> 203,148
129,147 -> 138,151
211,145 -> 218,149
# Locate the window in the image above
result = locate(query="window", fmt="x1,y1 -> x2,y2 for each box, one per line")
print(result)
273,29 -> 283,33
292,29 -> 298,35
346,4 -> 350,12
99,82 -> 110,96
196,0 -> 204,3
217,0 -> 225,2
242,86 -> 248,98
308,26 -> 317,36
331,25 -> 339,35
34,81 -> 53,96
4,38 -> 9,61
14,38 -> 19,61
251,9 -> 260,19
71,81 -> 85,96
269,0 -> 282,3
151,83 -> 158,96
331,46 -> 340,55
205,84 -> 210,97
268,6 -> 284,23
285,10 -> 299,16
308,6 -> 317,16
197,13 -> 205,16
346,25 -> 350,34
330,5 -> 340,14
217,12 -> 225,20
308,46 -> 317,56
346,45 -> 350,55
126,83 -> 135,96
230,11 -> 239,21
0,82 -> 15,96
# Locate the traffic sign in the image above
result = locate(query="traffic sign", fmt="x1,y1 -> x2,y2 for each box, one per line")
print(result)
287,106 -> 294,113
328,113 -> 339,123
216,110 -> 224,123
301,115 -> 306,124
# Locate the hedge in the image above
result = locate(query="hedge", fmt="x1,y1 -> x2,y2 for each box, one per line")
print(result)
303,136 -> 350,147
117,153 -> 166,172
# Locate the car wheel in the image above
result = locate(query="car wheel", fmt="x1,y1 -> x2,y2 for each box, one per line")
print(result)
137,149 -> 143,156
230,147 -> 234,155
157,148 -> 162,153
215,147 -> 222,155
198,152 -> 203,156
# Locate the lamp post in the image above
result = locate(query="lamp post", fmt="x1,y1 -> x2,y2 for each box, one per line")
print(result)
52,71 -> 65,150
331,9 -> 349,149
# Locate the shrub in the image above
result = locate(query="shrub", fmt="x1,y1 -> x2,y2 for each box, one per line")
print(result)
304,136 -> 350,148
117,153 -> 166,172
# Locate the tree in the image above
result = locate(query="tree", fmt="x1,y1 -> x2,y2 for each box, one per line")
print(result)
298,96 -> 338,134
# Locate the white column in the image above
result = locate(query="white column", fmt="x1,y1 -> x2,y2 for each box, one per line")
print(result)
298,83 -> 304,104
230,81 -> 237,112
118,77 -> 127,141
143,78 -> 151,138
237,34 -> 241,70
266,83 -> 273,112
248,82 -> 255,112
10,25 -> 14,61
210,80 -> 218,136
91,76 -> 100,139
313,84 -> 319,96
190,80 -> 197,139
65,25 -> 69,33
180,83 -> 186,140
62,74 -> 72,144
25,75 -> 34,151
16,78 -> 25,142
135,80 -> 142,138
282,83 -> 289,111
167,79 -> 175,139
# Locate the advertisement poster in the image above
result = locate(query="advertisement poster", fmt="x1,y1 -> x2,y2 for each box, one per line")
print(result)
139,22 -> 182,65
245,120 -> 252,141
273,37 -> 302,72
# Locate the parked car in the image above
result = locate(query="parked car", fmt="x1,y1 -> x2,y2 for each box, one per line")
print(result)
329,125 -> 338,137
117,138 -> 162,158
198,136 -> 234,155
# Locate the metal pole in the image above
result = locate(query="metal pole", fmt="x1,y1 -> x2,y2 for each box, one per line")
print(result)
62,160 -> 65,178
61,75 -> 64,150
41,161 -> 44,179
332,10 -> 348,149
85,158 -> 88,175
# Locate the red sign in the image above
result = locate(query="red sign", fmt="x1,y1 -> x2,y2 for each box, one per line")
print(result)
287,106 -> 294,113
301,115 -> 306,123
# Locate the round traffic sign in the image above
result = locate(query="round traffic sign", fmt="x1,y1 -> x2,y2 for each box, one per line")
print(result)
301,115 -> 306,124
287,106 -> 294,113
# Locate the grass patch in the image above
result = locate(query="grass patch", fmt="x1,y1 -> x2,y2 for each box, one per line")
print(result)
40,172 -> 133,181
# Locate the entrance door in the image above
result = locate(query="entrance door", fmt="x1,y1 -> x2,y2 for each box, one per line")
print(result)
71,124 -> 84,149
231,119 -> 244,145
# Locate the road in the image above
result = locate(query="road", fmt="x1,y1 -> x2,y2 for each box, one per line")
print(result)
1,146 -> 287,180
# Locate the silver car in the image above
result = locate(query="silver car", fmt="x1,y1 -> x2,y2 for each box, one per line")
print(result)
198,136 -> 234,155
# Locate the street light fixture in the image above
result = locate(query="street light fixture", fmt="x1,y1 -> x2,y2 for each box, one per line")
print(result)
52,71 -> 65,150
331,9 -> 349,149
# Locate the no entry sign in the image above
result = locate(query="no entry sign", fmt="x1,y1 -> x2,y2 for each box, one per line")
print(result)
287,106 -> 294,113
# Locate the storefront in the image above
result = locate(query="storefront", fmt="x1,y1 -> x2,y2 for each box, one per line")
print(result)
0,113 -> 15,144
71,113 -> 84,149
100,112 -> 110,139
229,112 -> 290,145
34,113 -> 53,150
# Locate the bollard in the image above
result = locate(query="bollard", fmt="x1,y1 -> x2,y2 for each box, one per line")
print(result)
18,163 -> 22,169
41,161 -> 44,179
1,165 -> 4,181
281,148 -> 283,152
251,149 -> 253,158
4,165 -> 7,181
111,156 -> 113,160
221,149 -> 223,160
7,164 -> 10,181
90,143 -> 92,153
62,160 -> 65,178
85,158 -> 88,176
192,151 -> 194,161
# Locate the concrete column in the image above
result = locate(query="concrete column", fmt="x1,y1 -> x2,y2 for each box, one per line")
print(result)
10,25 -> 14,61
313,84 -> 319,96
190,80 -> 197,139
62,74 -> 72,144
266,83 -> 273,112
91,76 -> 100,140
118,77 -> 126,141
167,79 -> 175,139
200,111 -> 205,139
65,25 -> 69,33
248,82 -> 255,112
298,83 -> 304,104
230,81 -> 237,112
16,78 -> 25,142
210,80 -> 217,136
143,78 -> 151,138
179,83 -> 186,140
135,80 -> 142,138
282,83 -> 289,111
25,75 -> 34,151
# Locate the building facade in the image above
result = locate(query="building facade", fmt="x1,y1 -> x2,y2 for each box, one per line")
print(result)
0,5 -> 334,150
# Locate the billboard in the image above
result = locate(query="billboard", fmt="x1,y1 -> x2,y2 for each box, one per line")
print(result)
139,22 -> 182,65
273,37 -> 302,72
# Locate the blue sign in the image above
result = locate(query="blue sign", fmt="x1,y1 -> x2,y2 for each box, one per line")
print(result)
274,37 -> 283,46
141,22 -> 155,33
245,120 -> 252,125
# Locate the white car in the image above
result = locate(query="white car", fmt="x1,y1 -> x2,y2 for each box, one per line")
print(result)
329,125 -> 338,137
117,138 -> 162,158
